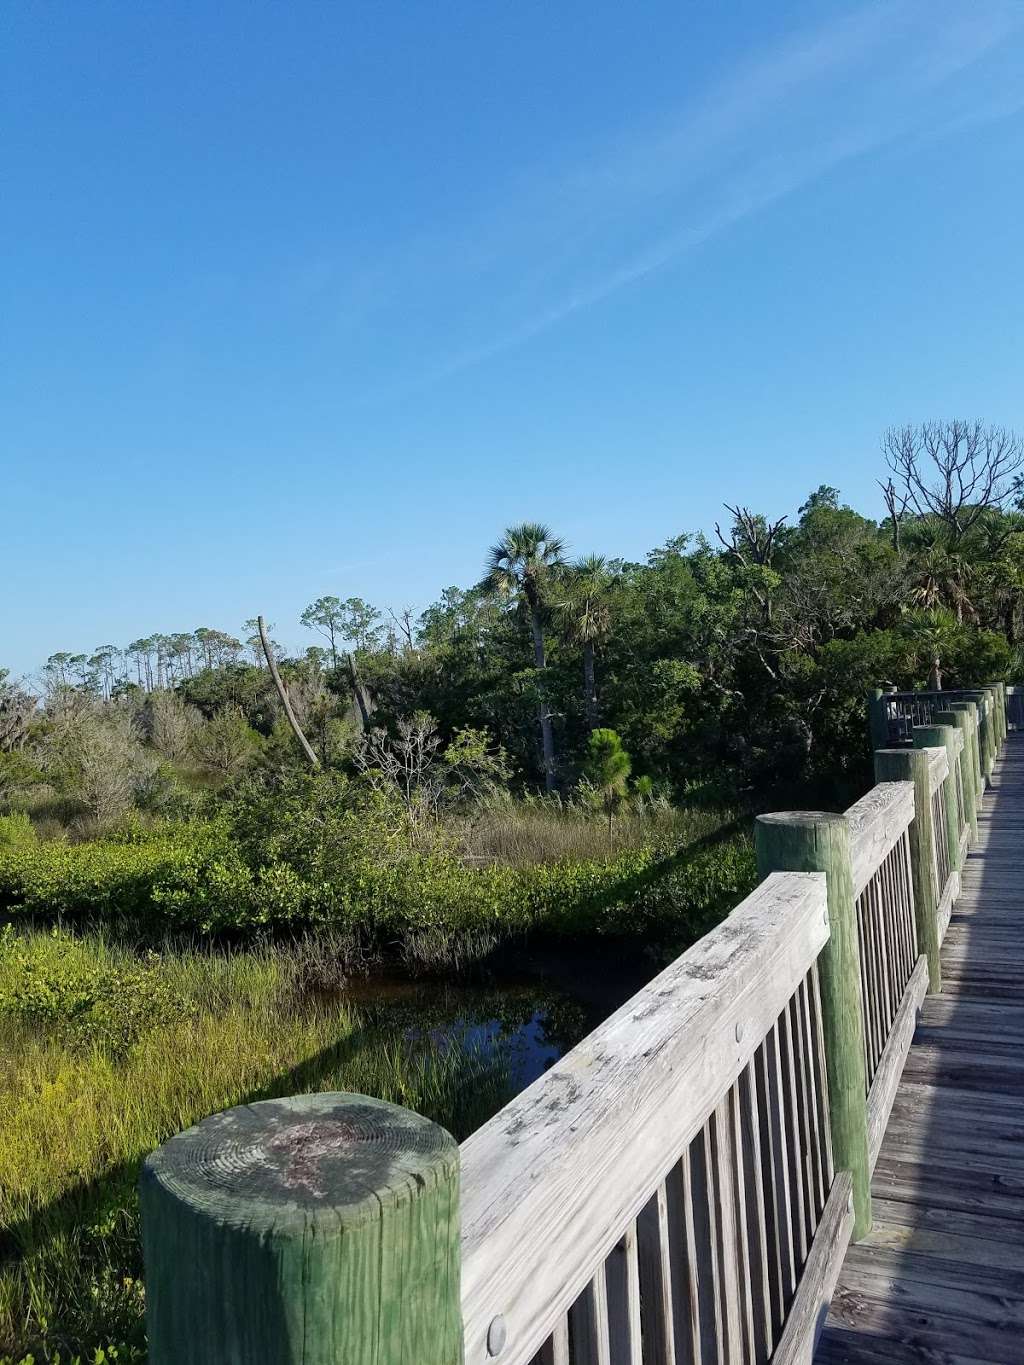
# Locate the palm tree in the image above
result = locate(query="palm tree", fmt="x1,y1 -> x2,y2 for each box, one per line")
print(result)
481,522 -> 567,791
899,608 -> 961,691
908,545 -> 977,624
554,554 -> 613,730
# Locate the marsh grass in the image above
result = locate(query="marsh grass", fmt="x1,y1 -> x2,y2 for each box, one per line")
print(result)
455,795 -> 733,866
0,929 -> 513,1363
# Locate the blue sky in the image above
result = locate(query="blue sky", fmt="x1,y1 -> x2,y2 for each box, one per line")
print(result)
3,1 -> 1024,675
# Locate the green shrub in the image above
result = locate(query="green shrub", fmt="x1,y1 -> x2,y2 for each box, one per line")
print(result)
0,800 -> 755,951
0,927 -> 190,1053
0,812 -> 37,850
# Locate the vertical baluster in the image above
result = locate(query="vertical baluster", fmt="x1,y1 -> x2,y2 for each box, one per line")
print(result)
606,1223 -> 642,1365
724,1088 -> 756,1364
795,977 -> 827,1220
876,747 -> 940,993
855,893 -> 874,1084
787,993 -> 817,1249
638,1181 -> 677,1365
676,1152 -> 703,1365
808,960 -> 835,1187
866,877 -> 885,1073
860,882 -> 882,1077
570,1265 -> 611,1365
875,854 -> 897,1029
777,1005 -> 809,1269
891,842 -> 912,995
879,854 -> 899,1032
888,839 -> 909,992
877,858 -> 898,1039
754,1037 -> 792,1337
899,828 -> 919,976
688,1123 -> 723,1365
539,1315 -> 571,1365
666,1160 -> 701,1365
738,1062 -> 773,1365
898,835 -> 916,984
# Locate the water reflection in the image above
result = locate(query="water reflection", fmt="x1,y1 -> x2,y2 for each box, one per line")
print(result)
346,977 -> 593,1096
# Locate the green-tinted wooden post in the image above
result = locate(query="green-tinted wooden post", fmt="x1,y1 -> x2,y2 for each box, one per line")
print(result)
984,684 -> 1005,751
868,688 -> 891,752
140,1092 -> 463,1365
998,682 -> 1008,743
984,684 -> 1001,749
935,708 -> 977,844
914,724 -> 961,878
874,749 -> 941,994
755,813 -> 871,1237
950,700 -> 983,807
979,686 -> 997,757
964,690 -> 994,782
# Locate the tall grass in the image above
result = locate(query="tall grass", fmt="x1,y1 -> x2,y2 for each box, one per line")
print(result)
455,795 -> 734,865
0,929 -> 513,1363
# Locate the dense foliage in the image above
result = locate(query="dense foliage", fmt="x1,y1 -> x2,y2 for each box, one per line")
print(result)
0,790 -> 754,961
7,441 -> 1023,820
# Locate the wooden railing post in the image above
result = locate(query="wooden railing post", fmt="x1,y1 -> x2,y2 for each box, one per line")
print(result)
934,709 -> 977,843
913,724 -> 961,881
140,1093 -> 463,1365
874,749 -> 941,995
985,684 -> 1001,750
755,813 -> 871,1238
984,683 -> 1005,751
963,690 -> 994,783
868,688 -> 890,751
949,700 -> 983,809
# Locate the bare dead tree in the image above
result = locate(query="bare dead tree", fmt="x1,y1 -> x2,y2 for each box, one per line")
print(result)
257,614 -> 320,766
882,420 -> 1024,545
714,504 -> 788,568
714,504 -> 788,634
878,476 -> 910,551
388,607 -> 416,651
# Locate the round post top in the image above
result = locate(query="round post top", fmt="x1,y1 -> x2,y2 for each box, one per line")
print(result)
141,1092 -> 458,1236
756,811 -> 844,828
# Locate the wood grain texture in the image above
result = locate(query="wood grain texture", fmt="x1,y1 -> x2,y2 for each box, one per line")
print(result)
140,1092 -> 461,1365
459,872 -> 828,1365
844,783 -> 915,900
923,744 -> 949,797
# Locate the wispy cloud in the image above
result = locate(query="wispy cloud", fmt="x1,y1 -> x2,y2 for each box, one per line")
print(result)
325,0 -> 1024,397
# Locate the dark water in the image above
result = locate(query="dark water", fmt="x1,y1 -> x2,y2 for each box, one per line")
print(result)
345,944 -> 657,1096
344,979 -> 587,1091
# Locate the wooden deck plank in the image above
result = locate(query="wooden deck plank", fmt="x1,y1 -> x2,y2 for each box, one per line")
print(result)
816,733 -> 1024,1365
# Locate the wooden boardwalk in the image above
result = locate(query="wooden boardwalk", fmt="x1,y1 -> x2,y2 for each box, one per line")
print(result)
819,732 -> 1024,1365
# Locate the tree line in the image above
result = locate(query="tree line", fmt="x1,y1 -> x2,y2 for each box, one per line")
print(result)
6,420 -> 1024,800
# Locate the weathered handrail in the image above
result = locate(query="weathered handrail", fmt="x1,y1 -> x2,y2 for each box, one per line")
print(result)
845,781 -> 914,900
134,688 -> 1006,1365
460,871 -> 831,1365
